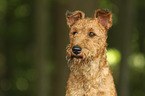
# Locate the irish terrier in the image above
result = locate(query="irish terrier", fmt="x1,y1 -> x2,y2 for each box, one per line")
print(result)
65,9 -> 117,96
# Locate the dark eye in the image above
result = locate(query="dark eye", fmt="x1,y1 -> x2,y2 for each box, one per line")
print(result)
73,32 -> 77,35
89,32 -> 96,37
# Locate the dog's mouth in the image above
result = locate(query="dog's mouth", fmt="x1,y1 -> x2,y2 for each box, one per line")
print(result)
71,55 -> 83,59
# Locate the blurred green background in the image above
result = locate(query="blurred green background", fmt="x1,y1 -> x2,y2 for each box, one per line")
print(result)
0,0 -> 145,96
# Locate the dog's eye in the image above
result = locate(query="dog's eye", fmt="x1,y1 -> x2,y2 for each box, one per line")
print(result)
89,32 -> 96,37
73,32 -> 77,35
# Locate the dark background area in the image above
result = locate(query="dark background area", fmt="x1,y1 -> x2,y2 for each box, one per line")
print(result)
0,0 -> 145,96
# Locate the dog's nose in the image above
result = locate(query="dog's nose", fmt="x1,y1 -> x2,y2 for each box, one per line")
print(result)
72,46 -> 82,55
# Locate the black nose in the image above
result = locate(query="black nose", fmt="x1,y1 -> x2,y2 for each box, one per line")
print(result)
72,46 -> 82,55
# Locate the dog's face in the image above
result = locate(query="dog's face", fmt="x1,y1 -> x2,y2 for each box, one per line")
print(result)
66,9 -> 112,69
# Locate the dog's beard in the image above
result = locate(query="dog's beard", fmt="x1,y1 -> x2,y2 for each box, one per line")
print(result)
66,53 -> 93,74
68,57 -> 86,66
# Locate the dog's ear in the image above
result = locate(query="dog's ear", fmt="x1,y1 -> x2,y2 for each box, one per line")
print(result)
66,10 -> 85,28
94,9 -> 112,30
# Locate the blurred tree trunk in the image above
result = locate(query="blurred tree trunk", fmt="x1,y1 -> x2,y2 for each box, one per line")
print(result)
53,1 -> 69,96
116,0 -> 134,96
3,3 -> 14,96
33,0 -> 50,96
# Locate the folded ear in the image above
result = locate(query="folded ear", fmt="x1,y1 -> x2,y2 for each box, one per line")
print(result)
66,10 -> 85,28
94,9 -> 112,30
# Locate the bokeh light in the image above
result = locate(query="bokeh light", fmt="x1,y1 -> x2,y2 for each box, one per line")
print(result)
106,48 -> 121,66
129,53 -> 145,70
16,78 -> 29,91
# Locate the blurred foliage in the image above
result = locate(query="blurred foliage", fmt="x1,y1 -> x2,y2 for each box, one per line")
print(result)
0,0 -> 145,96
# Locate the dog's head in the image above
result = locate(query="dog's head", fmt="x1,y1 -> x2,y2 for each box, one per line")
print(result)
65,9 -> 112,70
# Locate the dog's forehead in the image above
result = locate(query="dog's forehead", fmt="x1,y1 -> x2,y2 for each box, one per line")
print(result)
72,18 -> 105,31
75,18 -> 97,27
